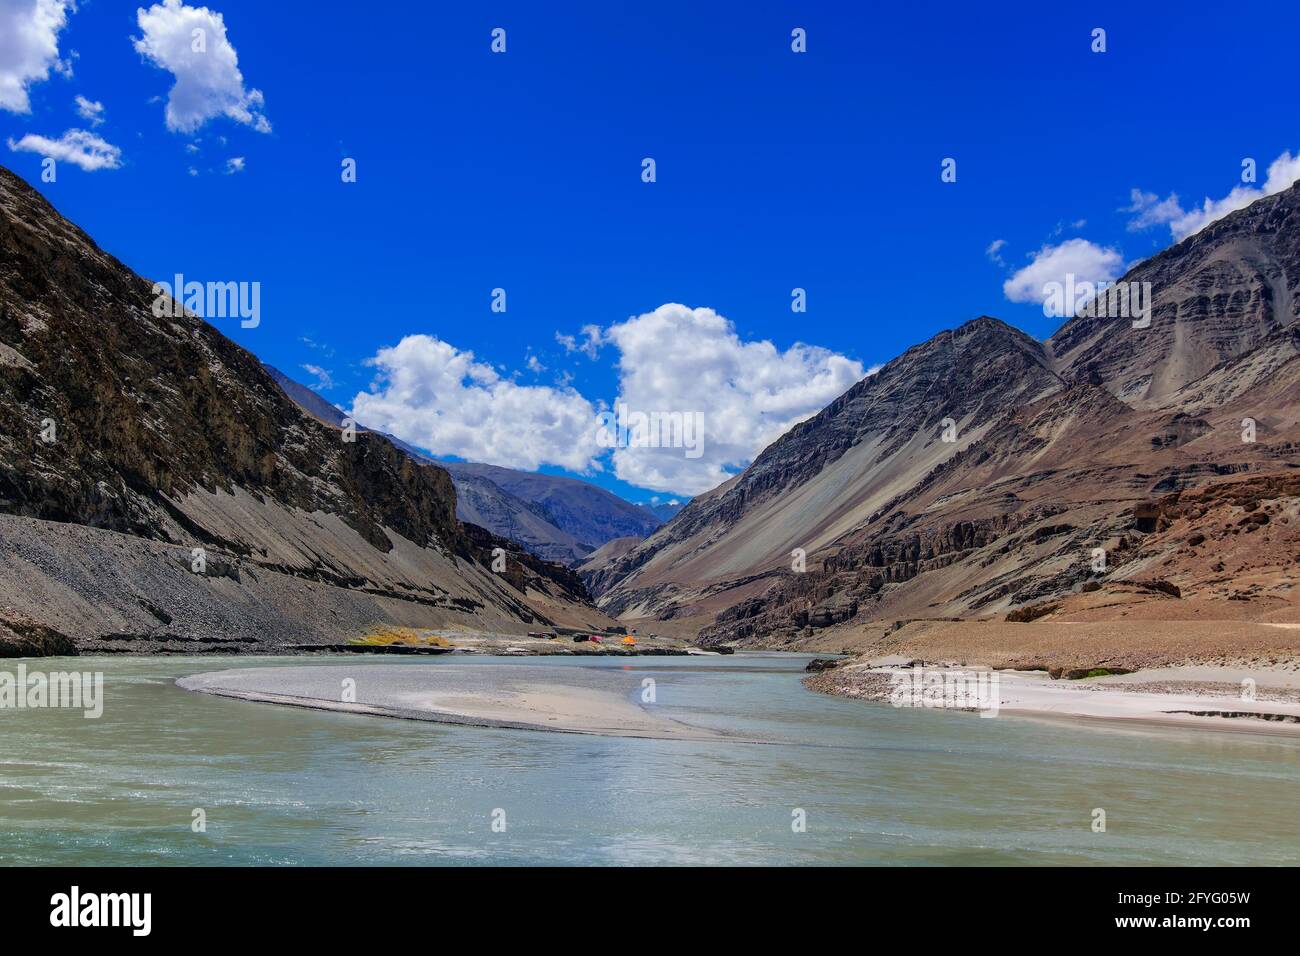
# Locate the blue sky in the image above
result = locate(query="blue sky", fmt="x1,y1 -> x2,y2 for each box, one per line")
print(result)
3,0 -> 1298,502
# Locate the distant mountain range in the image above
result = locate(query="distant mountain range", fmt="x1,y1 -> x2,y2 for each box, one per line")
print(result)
261,365 -> 665,564
438,460 -> 663,559
592,181 -> 1300,644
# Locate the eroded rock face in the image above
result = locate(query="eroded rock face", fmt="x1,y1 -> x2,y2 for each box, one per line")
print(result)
459,522 -> 593,606
0,613 -> 76,657
697,511 -> 1055,645
0,168 -> 463,555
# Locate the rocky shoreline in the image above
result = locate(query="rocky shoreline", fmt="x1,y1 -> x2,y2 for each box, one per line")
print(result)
804,655 -> 1300,735
0,609 -> 706,659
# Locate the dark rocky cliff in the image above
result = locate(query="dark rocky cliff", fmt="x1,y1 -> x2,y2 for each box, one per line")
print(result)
0,164 -> 584,651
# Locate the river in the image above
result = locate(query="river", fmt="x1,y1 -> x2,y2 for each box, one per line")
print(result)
2,653 -> 1298,865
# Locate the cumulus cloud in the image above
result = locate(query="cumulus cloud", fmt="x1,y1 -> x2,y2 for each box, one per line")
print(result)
7,128 -> 122,171
224,155 -> 243,173
73,93 -> 104,125
0,0 -> 74,113
133,0 -> 271,134
1125,151 -> 1300,241
352,305 -> 867,496
985,239 -> 1007,267
350,335 -> 603,473
1002,238 -> 1125,307
600,304 -> 866,495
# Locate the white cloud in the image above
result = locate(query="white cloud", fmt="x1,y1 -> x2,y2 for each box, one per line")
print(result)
351,335 -> 603,473
0,0 -> 74,113
985,238 -> 1007,267
73,93 -> 104,125
555,324 -> 603,359
600,304 -> 866,495
525,352 -> 545,373
1003,238 -> 1125,306
1121,188 -> 1184,232
133,0 -> 271,134
351,306 -> 867,496
224,155 -> 243,173
7,128 -> 122,171
1125,151 -> 1300,241
300,364 -> 334,391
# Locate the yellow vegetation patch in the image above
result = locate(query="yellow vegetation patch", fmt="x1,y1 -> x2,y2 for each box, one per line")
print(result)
349,627 -> 453,648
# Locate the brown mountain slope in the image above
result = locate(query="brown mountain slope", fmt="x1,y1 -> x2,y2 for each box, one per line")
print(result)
1049,180 -> 1300,404
699,379 -> 1300,645
589,316 -> 1064,616
0,164 -> 597,651
597,184 -> 1300,646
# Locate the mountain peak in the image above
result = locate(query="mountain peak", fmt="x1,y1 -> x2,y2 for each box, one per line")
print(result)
958,314 -> 1014,332
1049,172 -> 1300,404
590,309 -> 1065,609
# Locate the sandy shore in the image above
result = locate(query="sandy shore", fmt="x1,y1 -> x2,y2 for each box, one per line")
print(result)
807,657 -> 1300,737
177,663 -> 733,740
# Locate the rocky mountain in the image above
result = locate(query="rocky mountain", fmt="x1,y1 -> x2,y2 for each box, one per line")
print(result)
1049,186 -> 1300,405
595,182 -> 1300,645
0,164 -> 600,652
588,316 -> 1064,612
447,468 -> 591,565
439,461 -> 662,552
262,365 -> 661,564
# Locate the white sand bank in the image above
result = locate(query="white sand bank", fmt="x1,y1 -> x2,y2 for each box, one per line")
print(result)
850,659 -> 1300,736
177,663 -> 733,740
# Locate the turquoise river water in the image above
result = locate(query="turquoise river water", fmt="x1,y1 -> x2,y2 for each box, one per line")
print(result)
2,653 -> 1298,865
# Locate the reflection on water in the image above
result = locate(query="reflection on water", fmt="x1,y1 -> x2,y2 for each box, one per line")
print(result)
1,653 -> 1298,865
